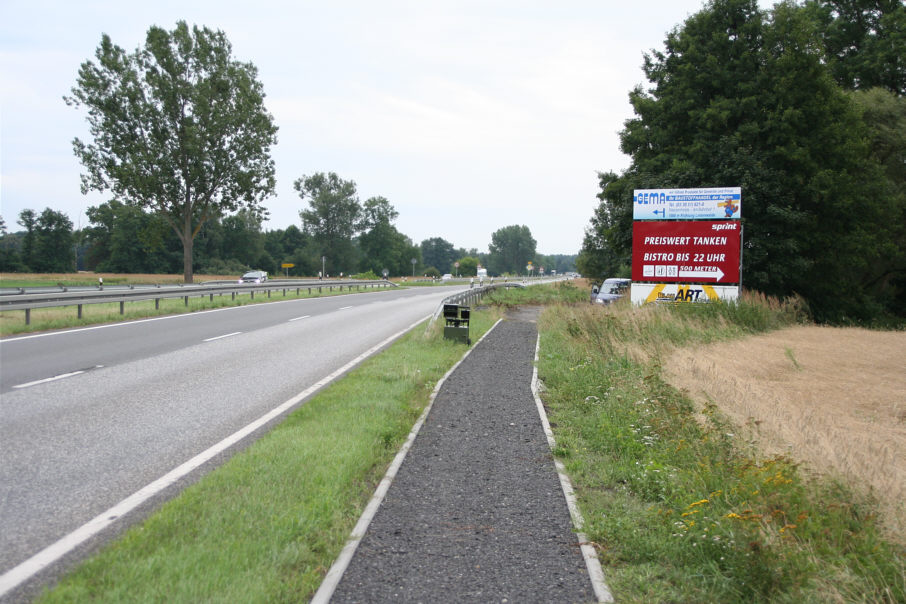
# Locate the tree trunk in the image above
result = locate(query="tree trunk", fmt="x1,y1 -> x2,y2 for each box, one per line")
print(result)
182,217 -> 194,284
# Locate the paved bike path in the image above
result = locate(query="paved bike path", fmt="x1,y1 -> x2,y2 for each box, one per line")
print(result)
328,315 -> 599,603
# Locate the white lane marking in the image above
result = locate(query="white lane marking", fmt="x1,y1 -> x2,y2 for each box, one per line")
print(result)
289,315 -> 311,322
311,319 -> 503,604
13,371 -> 85,390
339,306 -> 353,310
202,332 -> 242,342
531,335 -> 613,603
0,313 -> 432,599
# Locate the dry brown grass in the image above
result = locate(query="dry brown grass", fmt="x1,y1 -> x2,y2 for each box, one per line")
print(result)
662,326 -> 906,543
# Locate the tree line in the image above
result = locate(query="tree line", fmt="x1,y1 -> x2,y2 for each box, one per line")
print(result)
0,21 -> 575,281
0,200 -> 575,279
577,0 -> 905,323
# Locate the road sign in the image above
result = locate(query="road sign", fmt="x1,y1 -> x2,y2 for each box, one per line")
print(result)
632,221 -> 740,283
281,263 -> 295,268
633,187 -> 741,220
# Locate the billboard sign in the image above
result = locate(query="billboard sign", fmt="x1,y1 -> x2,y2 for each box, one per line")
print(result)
631,283 -> 740,305
634,187 -> 741,220
632,221 -> 741,283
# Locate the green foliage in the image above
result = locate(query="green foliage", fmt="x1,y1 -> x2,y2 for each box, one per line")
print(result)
487,225 -> 537,275
350,269 -> 380,280
420,237 -> 457,274
455,256 -> 480,276
295,172 -> 362,275
84,200 -> 177,273
14,208 -> 75,272
486,280 -> 591,307
809,0 -> 906,95
357,197 -> 419,277
66,21 -> 278,283
580,0 -> 904,323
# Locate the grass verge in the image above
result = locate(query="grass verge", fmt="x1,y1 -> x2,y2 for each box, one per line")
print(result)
534,293 -> 905,602
36,309 -> 502,603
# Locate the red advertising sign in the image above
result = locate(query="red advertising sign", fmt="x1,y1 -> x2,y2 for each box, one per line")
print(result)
632,221 -> 740,283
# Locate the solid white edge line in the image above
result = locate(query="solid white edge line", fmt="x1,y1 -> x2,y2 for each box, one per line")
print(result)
12,370 -> 85,390
202,331 -> 242,342
288,315 -> 311,322
532,334 -> 613,603
0,314 -> 433,600
310,318 -> 504,604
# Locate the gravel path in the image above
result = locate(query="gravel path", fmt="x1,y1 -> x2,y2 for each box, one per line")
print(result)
329,314 -> 597,603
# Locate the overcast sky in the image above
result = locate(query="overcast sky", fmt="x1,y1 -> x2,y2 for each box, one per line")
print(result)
1,1 -> 773,255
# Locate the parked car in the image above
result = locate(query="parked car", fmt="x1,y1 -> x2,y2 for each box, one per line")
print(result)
592,278 -> 631,305
239,270 -> 268,284
441,274 -> 453,281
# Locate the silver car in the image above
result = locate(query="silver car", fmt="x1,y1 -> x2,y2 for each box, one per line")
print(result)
239,270 -> 268,284
592,278 -> 631,305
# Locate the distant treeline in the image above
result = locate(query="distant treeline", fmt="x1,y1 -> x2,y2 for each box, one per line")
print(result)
0,202 -> 576,279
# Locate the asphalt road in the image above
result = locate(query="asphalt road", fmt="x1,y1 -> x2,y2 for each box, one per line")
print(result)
0,284 -> 465,600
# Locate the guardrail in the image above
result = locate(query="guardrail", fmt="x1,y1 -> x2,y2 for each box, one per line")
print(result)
430,276 -> 570,323
0,279 -> 396,325
430,281 -> 526,322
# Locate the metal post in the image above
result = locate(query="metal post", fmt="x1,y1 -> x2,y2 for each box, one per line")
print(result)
156,298 -> 160,309
25,308 -> 30,325
78,304 -> 83,319
120,301 -> 125,314
184,296 -> 188,306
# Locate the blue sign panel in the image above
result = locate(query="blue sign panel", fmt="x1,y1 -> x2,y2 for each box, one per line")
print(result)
634,187 -> 741,220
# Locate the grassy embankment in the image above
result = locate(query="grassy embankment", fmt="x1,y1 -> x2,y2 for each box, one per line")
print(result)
37,309 -> 502,602
0,273 -> 405,337
518,285 -> 905,603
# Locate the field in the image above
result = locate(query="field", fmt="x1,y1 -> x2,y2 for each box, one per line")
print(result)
536,292 -> 905,602
663,325 -> 906,544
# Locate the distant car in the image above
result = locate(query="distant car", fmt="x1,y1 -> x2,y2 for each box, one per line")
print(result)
441,274 -> 453,281
239,270 -> 268,284
592,278 -> 631,305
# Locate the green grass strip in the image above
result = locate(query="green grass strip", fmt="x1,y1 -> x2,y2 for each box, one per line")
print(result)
37,310 -> 501,603
535,298 -> 906,603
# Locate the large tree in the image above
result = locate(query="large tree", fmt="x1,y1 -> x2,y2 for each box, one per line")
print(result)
295,172 -> 362,275
487,225 -> 537,276
357,196 -> 415,276
420,237 -> 457,274
66,21 -> 278,283
32,208 -> 75,273
582,0 -> 895,321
